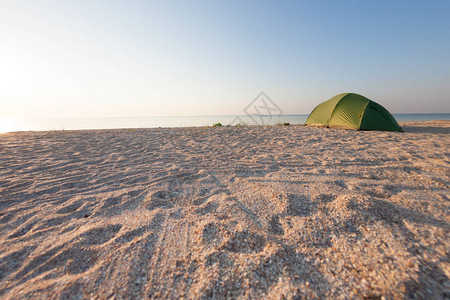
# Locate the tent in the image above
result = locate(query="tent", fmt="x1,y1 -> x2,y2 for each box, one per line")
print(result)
305,93 -> 402,131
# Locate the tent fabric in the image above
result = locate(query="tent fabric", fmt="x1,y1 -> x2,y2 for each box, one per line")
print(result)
305,93 -> 402,131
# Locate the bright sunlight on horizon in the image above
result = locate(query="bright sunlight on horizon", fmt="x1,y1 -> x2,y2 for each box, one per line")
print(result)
1,0 -> 450,122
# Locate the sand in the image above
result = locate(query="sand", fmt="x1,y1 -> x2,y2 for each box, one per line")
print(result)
0,120 -> 448,299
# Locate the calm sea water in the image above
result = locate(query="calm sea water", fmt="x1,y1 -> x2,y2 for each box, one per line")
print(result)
1,114 -> 449,133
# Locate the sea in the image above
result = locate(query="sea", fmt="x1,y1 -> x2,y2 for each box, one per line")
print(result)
1,114 -> 449,133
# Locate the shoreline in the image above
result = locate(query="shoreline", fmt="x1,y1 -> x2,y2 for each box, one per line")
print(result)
1,118 -> 450,135
1,119 -> 449,134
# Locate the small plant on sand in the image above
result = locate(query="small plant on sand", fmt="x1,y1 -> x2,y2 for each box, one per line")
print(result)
212,123 -> 222,127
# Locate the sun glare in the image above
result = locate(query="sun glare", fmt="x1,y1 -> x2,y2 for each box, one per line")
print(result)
0,118 -> 21,134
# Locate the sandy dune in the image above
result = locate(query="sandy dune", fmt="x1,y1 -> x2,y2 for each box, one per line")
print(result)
0,121 -> 449,299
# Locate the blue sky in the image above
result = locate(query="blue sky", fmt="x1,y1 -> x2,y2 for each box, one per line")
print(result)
0,0 -> 449,118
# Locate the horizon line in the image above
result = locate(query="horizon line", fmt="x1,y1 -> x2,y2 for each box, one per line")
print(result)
2,113 -> 450,119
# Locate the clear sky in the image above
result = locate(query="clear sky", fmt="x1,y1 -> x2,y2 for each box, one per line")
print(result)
1,0 -> 449,118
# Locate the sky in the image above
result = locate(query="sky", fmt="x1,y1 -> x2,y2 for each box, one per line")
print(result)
1,0 -> 449,119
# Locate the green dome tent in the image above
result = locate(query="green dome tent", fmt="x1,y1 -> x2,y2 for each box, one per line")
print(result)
305,93 -> 402,131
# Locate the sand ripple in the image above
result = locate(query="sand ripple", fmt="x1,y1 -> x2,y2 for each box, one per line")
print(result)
0,121 -> 449,298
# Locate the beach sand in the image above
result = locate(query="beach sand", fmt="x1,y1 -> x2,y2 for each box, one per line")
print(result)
0,120 -> 449,299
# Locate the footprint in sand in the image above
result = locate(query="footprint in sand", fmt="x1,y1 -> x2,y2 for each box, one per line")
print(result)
205,251 -> 230,268
268,215 -> 284,235
383,184 -> 402,195
313,193 -> 336,204
149,213 -> 165,231
145,190 -> 175,210
221,230 -> 266,253
286,194 -> 316,217
202,222 -> 221,245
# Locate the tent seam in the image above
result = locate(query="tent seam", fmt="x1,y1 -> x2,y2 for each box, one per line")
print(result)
359,100 -> 372,129
327,93 -> 351,126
